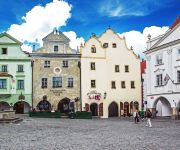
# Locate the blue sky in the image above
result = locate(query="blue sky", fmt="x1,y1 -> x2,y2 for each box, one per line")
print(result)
0,0 -> 180,55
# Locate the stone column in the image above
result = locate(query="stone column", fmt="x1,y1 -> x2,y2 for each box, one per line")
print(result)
172,107 -> 178,119
101,100 -> 108,118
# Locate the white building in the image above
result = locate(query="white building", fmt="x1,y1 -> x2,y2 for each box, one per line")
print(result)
81,28 -> 141,118
144,16 -> 180,119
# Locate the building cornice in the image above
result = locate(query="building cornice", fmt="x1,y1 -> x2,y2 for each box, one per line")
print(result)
147,91 -> 180,96
144,39 -> 180,54
30,53 -> 81,58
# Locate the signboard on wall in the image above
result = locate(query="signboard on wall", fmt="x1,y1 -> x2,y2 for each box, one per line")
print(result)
87,91 -> 101,100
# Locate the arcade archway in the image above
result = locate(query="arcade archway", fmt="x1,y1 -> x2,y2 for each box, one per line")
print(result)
58,98 -> 71,113
14,101 -> 31,114
153,97 -> 172,117
108,102 -> 118,117
0,101 -> 10,111
37,100 -> 51,111
90,103 -> 98,116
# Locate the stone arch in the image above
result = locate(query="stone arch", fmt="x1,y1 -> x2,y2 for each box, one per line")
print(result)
90,103 -> 98,116
124,102 -> 129,116
120,102 -> 123,116
57,97 -> 71,113
0,101 -> 10,111
153,96 -> 172,117
108,101 -> 118,117
14,101 -> 31,114
99,103 -> 103,116
37,100 -> 51,111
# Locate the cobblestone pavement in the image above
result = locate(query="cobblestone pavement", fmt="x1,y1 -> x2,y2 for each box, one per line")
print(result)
0,116 -> 180,150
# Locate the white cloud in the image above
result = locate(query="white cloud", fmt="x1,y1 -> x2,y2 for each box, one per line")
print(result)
118,26 -> 169,57
7,0 -> 83,52
63,31 -> 84,50
99,0 -> 171,17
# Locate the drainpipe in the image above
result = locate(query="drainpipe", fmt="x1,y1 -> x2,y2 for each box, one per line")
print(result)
31,60 -> 34,110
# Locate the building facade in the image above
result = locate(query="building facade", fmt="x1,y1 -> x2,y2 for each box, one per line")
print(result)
81,28 -> 141,118
0,33 -> 32,113
144,16 -> 180,119
30,30 -> 80,113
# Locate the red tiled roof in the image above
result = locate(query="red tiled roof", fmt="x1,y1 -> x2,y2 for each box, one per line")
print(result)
170,16 -> 180,29
0,72 -> 13,77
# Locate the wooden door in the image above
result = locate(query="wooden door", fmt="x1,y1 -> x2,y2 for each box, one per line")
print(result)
99,103 -> 103,116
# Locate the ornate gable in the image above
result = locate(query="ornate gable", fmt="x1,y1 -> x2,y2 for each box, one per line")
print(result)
42,30 -> 70,43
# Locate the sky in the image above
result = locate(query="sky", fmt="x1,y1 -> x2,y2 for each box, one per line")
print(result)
0,0 -> 180,56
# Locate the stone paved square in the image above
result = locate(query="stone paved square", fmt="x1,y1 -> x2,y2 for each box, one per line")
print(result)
0,117 -> 180,150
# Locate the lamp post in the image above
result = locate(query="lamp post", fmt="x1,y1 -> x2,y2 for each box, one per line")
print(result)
104,92 -> 107,99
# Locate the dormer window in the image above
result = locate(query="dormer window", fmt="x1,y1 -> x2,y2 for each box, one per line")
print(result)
54,45 -> 58,52
156,54 -> 163,65
112,43 -> 117,48
2,48 -> 7,54
103,43 -> 108,48
91,45 -> 96,53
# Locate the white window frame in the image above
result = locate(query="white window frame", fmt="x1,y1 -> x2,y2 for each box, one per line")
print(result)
156,54 -> 163,65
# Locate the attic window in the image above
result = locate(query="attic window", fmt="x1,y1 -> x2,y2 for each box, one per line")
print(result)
91,45 -> 96,53
112,43 -> 117,48
2,48 -> 7,54
103,43 -> 108,48
54,45 -> 58,52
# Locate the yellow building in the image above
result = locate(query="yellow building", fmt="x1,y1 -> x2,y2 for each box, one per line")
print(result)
81,28 -> 141,118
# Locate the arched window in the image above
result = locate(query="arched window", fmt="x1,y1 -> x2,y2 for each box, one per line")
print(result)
91,45 -> 96,53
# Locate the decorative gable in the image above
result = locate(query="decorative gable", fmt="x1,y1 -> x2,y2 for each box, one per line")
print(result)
42,30 -> 70,43
0,33 -> 22,45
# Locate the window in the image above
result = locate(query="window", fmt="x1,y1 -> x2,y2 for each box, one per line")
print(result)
53,77 -> 62,88
54,45 -> 58,52
177,71 -> 180,83
125,65 -> 129,72
156,74 -> 163,86
103,43 -> 108,48
63,60 -> 68,68
68,78 -> 73,87
1,65 -> 7,72
115,65 -> 119,72
111,81 -> 116,89
112,43 -> 117,48
91,80 -> 96,88
17,80 -> 24,89
90,62 -> 95,70
17,65 -> 23,72
0,79 -> 7,89
2,48 -> 7,54
91,45 -> 96,53
156,54 -> 163,65
131,81 -> 135,88
44,61 -> 50,68
121,81 -> 126,88
177,49 -> 180,58
42,78 -> 47,88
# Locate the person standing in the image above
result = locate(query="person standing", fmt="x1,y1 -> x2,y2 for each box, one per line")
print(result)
133,109 -> 139,123
146,109 -> 152,127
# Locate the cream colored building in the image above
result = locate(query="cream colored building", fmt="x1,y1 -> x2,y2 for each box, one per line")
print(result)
81,28 -> 141,118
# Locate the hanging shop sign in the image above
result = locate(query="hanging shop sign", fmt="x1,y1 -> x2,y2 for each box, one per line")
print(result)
87,91 -> 101,100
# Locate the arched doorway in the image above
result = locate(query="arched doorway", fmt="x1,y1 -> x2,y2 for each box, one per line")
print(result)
134,101 -> 139,110
0,101 -> 10,111
108,102 -> 118,117
154,97 -> 172,117
130,101 -> 133,114
120,102 -> 123,116
14,101 -> 31,114
124,102 -> 129,116
99,103 -> 103,116
90,103 -> 98,116
37,100 -> 51,111
58,98 -> 71,113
